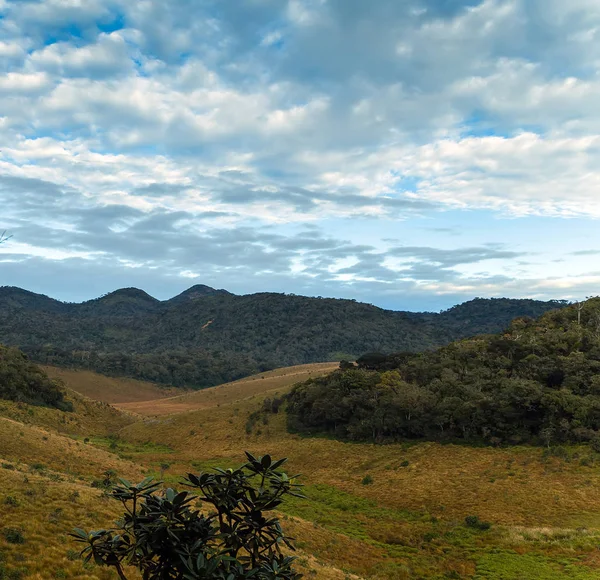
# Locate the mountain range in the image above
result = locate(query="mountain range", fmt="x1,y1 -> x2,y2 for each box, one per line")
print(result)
0,285 -> 569,388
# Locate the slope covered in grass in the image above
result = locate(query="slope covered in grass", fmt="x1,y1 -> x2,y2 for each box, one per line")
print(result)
43,366 -> 184,404
119,378 -> 600,579
3,359 -> 600,579
117,362 -> 338,416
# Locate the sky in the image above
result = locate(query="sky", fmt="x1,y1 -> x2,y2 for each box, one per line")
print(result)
1,0 -> 600,312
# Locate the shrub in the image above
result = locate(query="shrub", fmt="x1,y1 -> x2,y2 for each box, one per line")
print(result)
464,515 -> 491,531
361,474 -> 374,485
71,452 -> 303,580
3,496 -> 18,507
2,528 -> 25,544
400,460 -> 410,468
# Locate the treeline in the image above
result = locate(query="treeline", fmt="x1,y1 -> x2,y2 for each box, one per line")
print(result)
20,346 -> 268,389
0,345 -> 72,410
287,298 -> 600,446
0,285 -> 567,389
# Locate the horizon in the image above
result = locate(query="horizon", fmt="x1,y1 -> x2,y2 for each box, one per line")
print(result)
2,1 -> 600,310
0,282 -> 572,314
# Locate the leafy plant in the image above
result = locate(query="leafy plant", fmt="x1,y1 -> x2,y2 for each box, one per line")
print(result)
71,452 -> 304,579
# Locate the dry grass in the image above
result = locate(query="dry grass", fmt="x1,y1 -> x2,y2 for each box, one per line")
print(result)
4,363 -> 600,578
121,398 -> 600,527
119,382 -> 600,577
0,418 -> 144,481
116,362 -> 338,416
43,366 -> 183,404
0,390 -> 135,438
0,465 -> 128,579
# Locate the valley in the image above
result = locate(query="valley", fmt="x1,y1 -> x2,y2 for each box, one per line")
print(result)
2,347 -> 600,578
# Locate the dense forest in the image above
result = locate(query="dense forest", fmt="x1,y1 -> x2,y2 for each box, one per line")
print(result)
0,344 -> 71,410
0,284 -> 567,388
287,298 -> 600,446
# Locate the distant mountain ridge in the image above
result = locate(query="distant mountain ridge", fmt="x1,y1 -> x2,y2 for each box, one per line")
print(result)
0,285 -> 569,389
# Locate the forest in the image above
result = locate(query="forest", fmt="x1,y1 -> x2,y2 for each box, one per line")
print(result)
287,297 -> 600,446
0,285 -> 566,388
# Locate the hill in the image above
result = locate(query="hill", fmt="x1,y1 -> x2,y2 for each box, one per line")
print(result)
2,358 -> 600,578
0,285 -> 567,388
287,297 -> 600,445
43,366 -> 184,404
119,362 -> 600,580
116,362 -> 339,416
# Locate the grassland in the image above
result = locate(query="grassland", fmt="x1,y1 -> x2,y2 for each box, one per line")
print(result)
43,366 -> 183,404
115,362 -> 338,416
2,364 -> 600,579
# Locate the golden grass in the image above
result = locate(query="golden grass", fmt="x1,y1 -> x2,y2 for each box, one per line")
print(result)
43,366 -> 183,404
121,396 -> 600,528
0,461 -> 357,580
116,362 -> 338,416
4,363 -> 600,578
0,465 -> 128,579
0,417 -> 144,481
0,390 -> 135,438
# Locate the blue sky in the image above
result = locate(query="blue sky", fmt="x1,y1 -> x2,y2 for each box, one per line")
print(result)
1,0 -> 600,311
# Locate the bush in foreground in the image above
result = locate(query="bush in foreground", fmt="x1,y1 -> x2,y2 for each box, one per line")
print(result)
72,452 -> 304,579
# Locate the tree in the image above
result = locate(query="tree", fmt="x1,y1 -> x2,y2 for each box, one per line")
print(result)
338,360 -> 355,370
71,452 -> 304,580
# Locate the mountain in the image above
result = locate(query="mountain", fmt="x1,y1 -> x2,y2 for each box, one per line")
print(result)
168,284 -> 232,303
0,285 -> 568,388
288,297 -> 600,445
77,288 -> 161,316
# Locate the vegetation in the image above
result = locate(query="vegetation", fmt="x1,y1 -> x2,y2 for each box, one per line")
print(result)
72,453 -> 303,580
0,345 -> 71,410
0,285 -> 566,388
287,298 -> 600,445
2,362 -> 600,578
3,293 -> 600,578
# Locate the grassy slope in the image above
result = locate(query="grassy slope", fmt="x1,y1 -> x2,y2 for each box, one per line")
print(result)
116,362 -> 338,416
43,366 -> 183,404
121,377 -> 600,579
0,365 -> 353,580
2,365 -> 600,578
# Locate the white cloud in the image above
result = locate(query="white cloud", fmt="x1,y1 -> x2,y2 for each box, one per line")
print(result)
2,0 -> 600,307
0,71 -> 51,94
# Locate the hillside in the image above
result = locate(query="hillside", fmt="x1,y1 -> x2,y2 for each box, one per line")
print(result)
116,362 -> 338,416
288,297 -> 600,445
2,357 -> 600,578
43,366 -> 184,404
0,285 -> 567,388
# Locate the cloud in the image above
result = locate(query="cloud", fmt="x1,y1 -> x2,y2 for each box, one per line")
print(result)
570,249 -> 600,256
1,0 -> 600,308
